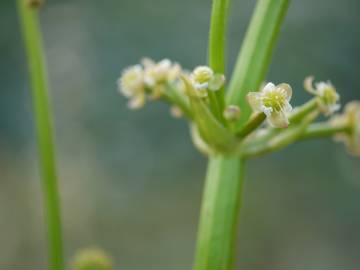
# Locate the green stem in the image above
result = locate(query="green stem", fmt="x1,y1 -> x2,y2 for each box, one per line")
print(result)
242,111 -> 319,158
194,156 -> 245,270
226,0 -> 290,129
236,112 -> 266,138
17,1 -> 64,270
299,122 -> 350,140
163,84 -> 193,120
289,98 -> 317,123
207,0 -> 230,121
241,98 -> 319,148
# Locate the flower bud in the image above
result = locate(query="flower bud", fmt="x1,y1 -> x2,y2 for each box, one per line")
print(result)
331,101 -> 360,156
304,76 -> 340,116
71,247 -> 113,270
192,66 -> 214,85
223,105 -> 241,122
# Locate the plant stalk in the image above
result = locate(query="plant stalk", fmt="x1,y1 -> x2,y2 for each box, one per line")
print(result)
193,1 -> 290,270
17,1 -> 64,270
194,156 -> 245,270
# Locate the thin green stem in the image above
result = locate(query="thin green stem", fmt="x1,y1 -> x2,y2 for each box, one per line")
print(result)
242,111 -> 319,158
207,0 -> 230,121
226,0 -> 290,129
236,112 -> 266,138
17,1 -> 63,270
289,98 -> 317,123
194,156 -> 245,270
163,84 -> 193,120
241,98 -> 319,148
299,122 -> 350,140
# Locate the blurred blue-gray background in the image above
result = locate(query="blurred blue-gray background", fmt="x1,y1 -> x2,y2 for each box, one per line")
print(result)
1,0 -> 360,269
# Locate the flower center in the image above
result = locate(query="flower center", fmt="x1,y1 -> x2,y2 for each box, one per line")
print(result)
262,90 -> 287,112
322,87 -> 338,105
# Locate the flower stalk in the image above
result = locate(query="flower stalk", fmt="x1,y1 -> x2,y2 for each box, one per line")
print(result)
194,156 -> 245,270
16,1 -> 64,270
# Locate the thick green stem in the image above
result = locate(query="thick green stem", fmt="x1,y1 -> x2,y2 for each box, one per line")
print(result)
194,156 -> 245,270
207,0 -> 230,121
17,1 -> 64,270
226,0 -> 290,129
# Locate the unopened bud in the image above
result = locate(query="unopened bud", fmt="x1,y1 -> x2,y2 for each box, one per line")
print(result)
72,247 -> 113,270
223,105 -> 241,122
170,106 -> 183,118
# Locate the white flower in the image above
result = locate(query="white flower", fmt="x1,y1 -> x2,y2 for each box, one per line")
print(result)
142,58 -> 182,99
247,82 -> 293,128
304,76 -> 340,116
331,101 -> 360,156
190,66 -> 225,97
117,65 -> 145,109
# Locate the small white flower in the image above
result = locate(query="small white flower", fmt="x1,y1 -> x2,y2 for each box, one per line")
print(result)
143,58 -> 181,85
190,66 -> 225,97
142,58 -> 182,98
247,82 -> 293,128
118,65 -> 144,97
331,101 -> 360,156
117,65 -> 145,109
304,76 -> 340,116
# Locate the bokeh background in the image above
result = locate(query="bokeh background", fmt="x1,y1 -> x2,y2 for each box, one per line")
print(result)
1,0 -> 360,269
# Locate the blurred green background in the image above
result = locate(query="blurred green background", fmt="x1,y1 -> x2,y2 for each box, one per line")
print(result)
1,0 -> 360,269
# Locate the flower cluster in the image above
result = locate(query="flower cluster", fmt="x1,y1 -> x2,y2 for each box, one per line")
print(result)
247,82 -> 293,128
118,59 -> 359,157
304,76 -> 340,115
331,101 -> 360,155
117,58 -> 181,109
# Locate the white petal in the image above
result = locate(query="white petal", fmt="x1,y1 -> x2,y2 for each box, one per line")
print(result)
128,94 -> 145,109
263,82 -> 276,92
208,74 -> 225,91
268,111 -> 289,128
141,58 -> 155,68
277,83 -> 292,101
283,100 -> 293,113
247,92 -> 263,111
195,82 -> 209,90
261,105 -> 273,117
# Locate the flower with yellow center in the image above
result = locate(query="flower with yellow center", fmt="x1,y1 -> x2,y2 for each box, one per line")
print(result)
304,76 -> 340,116
247,82 -> 293,128
142,58 -> 182,99
331,101 -> 360,156
190,66 -> 225,97
117,65 -> 145,109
